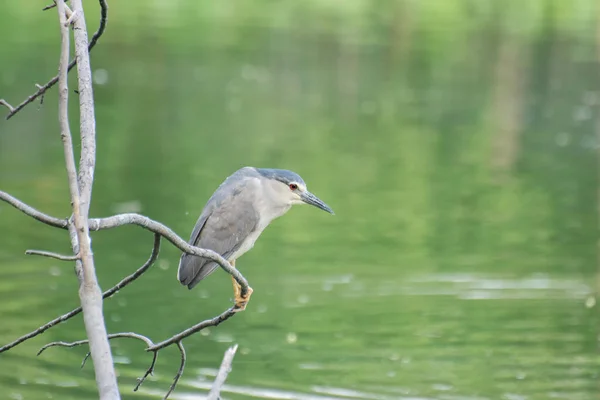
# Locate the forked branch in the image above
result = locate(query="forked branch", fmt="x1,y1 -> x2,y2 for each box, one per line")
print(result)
0,191 -> 247,293
38,328 -> 238,399
25,249 -> 79,261
2,0 -> 244,398
0,234 -> 161,354
0,0 -> 108,120
0,190 -> 250,352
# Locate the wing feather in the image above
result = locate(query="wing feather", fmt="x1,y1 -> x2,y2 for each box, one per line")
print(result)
177,174 -> 260,289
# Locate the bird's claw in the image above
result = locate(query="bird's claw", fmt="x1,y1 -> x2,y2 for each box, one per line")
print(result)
233,286 -> 253,312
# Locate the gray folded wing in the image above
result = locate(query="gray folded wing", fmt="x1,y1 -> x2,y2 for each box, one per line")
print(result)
177,177 -> 260,289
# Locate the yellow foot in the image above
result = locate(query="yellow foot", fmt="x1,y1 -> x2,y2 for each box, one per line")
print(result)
231,274 -> 253,312
234,286 -> 253,312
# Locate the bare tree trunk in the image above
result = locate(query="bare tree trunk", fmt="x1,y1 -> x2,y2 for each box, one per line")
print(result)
1,2 -> 245,398
56,1 -> 120,398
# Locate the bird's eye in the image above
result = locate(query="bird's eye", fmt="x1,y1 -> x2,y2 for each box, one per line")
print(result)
289,183 -> 298,190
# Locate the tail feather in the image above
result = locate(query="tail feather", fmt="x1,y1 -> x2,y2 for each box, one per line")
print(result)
177,254 -> 220,289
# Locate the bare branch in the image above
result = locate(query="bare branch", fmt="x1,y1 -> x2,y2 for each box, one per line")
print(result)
0,99 -> 15,112
81,351 -> 91,368
43,0 -> 67,11
71,0 -> 97,217
65,10 -> 77,26
88,0 -> 107,52
208,344 -> 238,400
25,249 -> 79,261
133,350 -> 158,391
3,0 -> 108,120
101,233 -> 161,298
0,190 -> 245,292
0,191 -> 68,228
39,332 -> 188,399
60,3 -> 74,19
148,307 -> 237,351
0,303 -> 81,354
165,341 -> 186,399
29,230 -> 241,398
88,213 -> 249,294
56,0 -> 119,395
0,234 -> 161,354
39,332 -> 154,356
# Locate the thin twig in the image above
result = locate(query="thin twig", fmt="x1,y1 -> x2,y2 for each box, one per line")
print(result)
148,307 -> 237,351
102,233 -> 161,298
0,306 -> 79,354
41,332 -> 155,381
39,332 -> 154,356
207,344 -> 239,400
33,84 -> 46,107
38,332 -> 188,399
81,351 -> 91,368
164,341 -> 186,399
0,234 -> 161,354
28,233 -> 240,398
25,249 -> 79,261
3,0 -> 108,120
43,0 -> 68,11
0,191 -> 68,228
133,350 -> 158,391
0,99 -> 15,112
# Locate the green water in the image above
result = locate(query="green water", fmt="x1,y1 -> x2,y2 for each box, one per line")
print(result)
1,1 -> 599,399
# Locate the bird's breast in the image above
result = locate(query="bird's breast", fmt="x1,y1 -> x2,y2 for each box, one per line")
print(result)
229,225 -> 265,261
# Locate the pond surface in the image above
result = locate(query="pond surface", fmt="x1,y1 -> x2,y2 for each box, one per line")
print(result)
0,1 -> 599,399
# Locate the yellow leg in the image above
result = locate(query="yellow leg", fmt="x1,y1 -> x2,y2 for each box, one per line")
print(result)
230,260 -> 253,312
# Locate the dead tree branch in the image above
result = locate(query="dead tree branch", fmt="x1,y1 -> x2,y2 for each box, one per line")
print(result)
0,194 -> 249,349
2,0 -> 244,398
56,0 -> 119,397
65,10 -> 78,26
0,191 -> 247,293
0,0 -> 107,120
0,191 -> 68,228
88,213 -> 249,292
25,249 -> 79,261
0,99 -> 15,113
43,0 -> 69,12
208,344 -> 239,400
38,329 -> 238,399
71,0 -> 97,216
0,234 -> 161,354
148,307 -> 237,351
166,341 -> 186,399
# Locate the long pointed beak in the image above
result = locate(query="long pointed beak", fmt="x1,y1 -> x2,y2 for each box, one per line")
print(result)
300,191 -> 335,215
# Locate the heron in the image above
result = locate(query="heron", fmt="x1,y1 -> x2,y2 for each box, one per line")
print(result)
177,167 -> 334,311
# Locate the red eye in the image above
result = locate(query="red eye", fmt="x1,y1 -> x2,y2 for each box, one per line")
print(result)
289,183 -> 298,190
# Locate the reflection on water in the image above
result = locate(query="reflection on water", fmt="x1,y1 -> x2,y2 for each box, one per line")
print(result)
145,382 -> 415,400
1,1 -> 600,399
403,273 -> 591,300
285,273 -> 592,300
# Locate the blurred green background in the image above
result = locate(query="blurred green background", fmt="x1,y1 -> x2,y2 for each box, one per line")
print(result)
1,0 -> 599,399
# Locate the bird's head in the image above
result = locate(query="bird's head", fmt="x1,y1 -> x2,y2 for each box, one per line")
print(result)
256,168 -> 335,215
